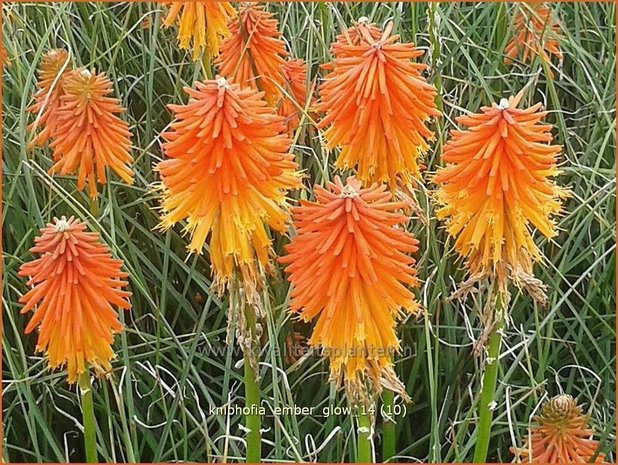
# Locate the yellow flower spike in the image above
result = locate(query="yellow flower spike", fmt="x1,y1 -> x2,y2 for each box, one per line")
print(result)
162,1 -> 236,60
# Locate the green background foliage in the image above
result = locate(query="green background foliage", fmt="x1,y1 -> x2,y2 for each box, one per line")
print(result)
2,2 -> 615,462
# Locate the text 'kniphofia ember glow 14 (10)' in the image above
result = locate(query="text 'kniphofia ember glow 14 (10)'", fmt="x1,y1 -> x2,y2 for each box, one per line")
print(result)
162,1 -> 236,60
317,19 -> 440,190
18,217 -> 131,384
434,91 -> 568,296
280,176 -> 420,401
156,77 -> 300,298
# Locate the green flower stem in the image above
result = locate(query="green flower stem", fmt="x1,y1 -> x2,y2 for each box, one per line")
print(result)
88,196 -> 99,219
243,305 -> 261,463
382,390 -> 396,462
78,370 -> 98,463
357,409 -> 372,463
202,52 -> 213,80
473,299 -> 504,463
243,356 -> 261,462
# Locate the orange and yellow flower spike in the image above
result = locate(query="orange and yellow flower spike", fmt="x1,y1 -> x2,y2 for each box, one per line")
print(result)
156,76 -> 300,297
280,176 -> 420,400
216,3 -> 288,105
27,49 -> 72,149
504,4 -> 563,66
48,68 -> 134,199
18,216 -> 131,383
434,91 -> 567,295
162,1 -> 236,60
317,19 -> 440,190
512,395 -> 605,463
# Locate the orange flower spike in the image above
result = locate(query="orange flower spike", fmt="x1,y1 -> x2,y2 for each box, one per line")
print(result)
504,4 -> 563,65
317,20 -> 440,190
49,69 -> 134,199
512,395 -> 605,463
156,77 -> 300,296
278,59 -> 309,135
318,19 -> 382,75
434,92 -> 567,291
18,217 -> 131,383
280,176 -> 420,396
162,1 -> 236,60
27,49 -> 72,150
332,17 -> 382,49
216,4 -> 288,105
